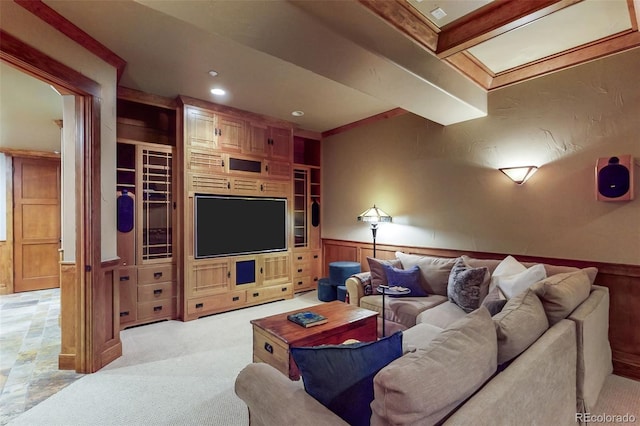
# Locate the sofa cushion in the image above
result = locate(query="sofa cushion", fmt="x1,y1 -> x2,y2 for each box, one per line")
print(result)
371,308 -> 497,425
360,295 -> 448,329
416,301 -> 467,329
291,331 -> 403,426
402,322 -> 443,353
493,288 -> 549,364
530,270 -> 592,326
447,257 -> 490,313
367,257 -> 402,292
491,255 -> 547,299
395,252 -> 457,296
383,264 -> 427,297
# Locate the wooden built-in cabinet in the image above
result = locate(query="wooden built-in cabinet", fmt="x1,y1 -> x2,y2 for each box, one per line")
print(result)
179,96 -> 301,320
292,134 -> 322,293
117,92 -> 322,325
116,94 -> 178,329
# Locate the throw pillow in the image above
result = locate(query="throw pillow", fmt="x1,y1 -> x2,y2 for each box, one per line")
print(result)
530,270 -> 592,325
492,288 -> 549,364
371,308 -> 497,425
382,264 -> 427,297
447,257 -> 490,313
491,256 -> 547,299
395,252 -> 458,296
290,331 -> 403,426
367,257 -> 402,292
481,286 -> 507,316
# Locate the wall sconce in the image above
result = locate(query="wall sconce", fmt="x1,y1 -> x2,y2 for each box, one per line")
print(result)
357,204 -> 392,257
499,166 -> 538,184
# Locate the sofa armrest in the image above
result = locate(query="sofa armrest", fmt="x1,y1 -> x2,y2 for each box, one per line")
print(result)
235,363 -> 348,426
445,320 -> 577,426
345,272 -> 371,306
568,285 -> 613,413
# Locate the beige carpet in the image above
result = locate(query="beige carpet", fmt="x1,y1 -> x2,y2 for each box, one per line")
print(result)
8,291 -> 320,426
589,374 -> 640,425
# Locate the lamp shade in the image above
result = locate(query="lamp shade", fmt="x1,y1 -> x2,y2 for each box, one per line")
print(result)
499,166 -> 538,184
357,205 -> 392,224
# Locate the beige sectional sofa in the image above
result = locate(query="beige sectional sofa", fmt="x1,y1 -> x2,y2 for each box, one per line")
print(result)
235,253 -> 612,425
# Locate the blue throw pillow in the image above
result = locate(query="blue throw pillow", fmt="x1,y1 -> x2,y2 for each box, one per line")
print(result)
382,264 -> 428,297
290,331 -> 403,426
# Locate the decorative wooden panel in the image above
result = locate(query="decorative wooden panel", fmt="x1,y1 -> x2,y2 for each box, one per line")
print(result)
187,147 -> 225,172
189,260 -> 230,298
188,172 -> 230,194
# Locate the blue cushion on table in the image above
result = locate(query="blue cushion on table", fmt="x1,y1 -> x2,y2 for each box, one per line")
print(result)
291,331 -> 403,426
382,264 -> 428,297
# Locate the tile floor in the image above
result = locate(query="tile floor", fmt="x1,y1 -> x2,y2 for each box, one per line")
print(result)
0,288 -> 83,425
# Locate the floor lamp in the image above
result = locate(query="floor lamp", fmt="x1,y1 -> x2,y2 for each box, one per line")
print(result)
357,204 -> 392,258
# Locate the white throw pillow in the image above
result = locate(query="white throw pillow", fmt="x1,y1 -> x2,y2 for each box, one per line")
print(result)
491,256 -> 547,299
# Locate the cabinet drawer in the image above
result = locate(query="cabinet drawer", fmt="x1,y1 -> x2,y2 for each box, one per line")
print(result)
138,281 -> 176,302
252,327 -> 290,377
293,252 -> 310,263
187,291 -> 247,316
293,263 -> 311,277
293,276 -> 313,291
138,264 -> 175,284
248,284 -> 291,303
138,298 -> 176,321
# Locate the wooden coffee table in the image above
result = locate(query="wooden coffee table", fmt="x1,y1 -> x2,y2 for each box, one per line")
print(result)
251,301 -> 378,380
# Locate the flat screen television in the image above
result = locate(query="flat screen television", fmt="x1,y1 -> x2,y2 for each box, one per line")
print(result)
194,194 -> 287,258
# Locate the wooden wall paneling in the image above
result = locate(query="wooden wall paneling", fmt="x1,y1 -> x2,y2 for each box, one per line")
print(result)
0,154 -> 13,294
59,261 -> 77,370
322,238 -> 640,379
96,260 -> 122,368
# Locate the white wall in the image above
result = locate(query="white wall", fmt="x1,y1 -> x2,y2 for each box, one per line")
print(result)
322,48 -> 640,265
1,1 -> 118,261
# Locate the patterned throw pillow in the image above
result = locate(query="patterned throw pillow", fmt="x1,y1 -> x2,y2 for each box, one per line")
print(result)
447,257 -> 490,313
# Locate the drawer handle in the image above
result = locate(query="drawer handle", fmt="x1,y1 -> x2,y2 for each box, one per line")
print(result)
153,289 -> 163,295
297,281 -> 303,285
313,255 -> 319,259
154,272 -> 163,279
297,269 -> 303,273
195,303 -> 204,309
253,292 -> 260,297
297,256 -> 303,260
281,287 -> 287,292
264,342 -> 273,354
153,306 -> 163,312
232,296 -> 240,301
313,277 -> 319,282
120,311 -> 129,317
119,276 -> 130,281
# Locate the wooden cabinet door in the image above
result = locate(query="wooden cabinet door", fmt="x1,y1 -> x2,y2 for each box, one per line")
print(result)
247,122 -> 268,156
217,113 -> 245,152
189,259 -> 230,298
269,126 -> 292,161
13,157 -> 61,292
261,253 -> 291,286
186,107 -> 217,150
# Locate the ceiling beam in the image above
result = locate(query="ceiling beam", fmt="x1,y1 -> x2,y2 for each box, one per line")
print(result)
357,0 -> 438,51
436,0 -> 582,58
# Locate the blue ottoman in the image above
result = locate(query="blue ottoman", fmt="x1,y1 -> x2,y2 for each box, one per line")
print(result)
329,261 -> 361,287
317,278 -> 337,302
336,285 -> 348,302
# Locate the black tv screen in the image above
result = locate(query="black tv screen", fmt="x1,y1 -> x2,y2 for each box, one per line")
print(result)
195,195 -> 287,258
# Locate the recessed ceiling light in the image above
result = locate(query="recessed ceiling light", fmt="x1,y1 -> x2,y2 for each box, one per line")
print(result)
210,88 -> 226,96
430,7 -> 447,20
208,70 -> 218,77
291,110 -> 304,117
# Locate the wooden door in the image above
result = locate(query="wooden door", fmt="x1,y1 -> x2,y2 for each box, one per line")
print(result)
217,113 -> 245,152
13,157 -> 61,292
